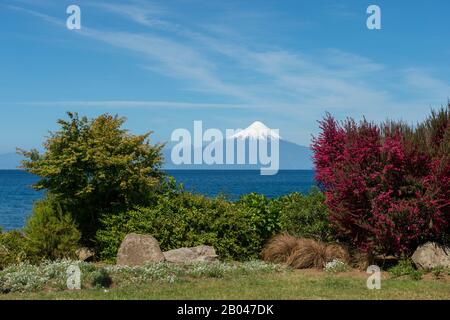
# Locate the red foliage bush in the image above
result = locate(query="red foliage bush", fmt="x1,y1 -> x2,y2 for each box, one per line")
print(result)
312,105 -> 449,255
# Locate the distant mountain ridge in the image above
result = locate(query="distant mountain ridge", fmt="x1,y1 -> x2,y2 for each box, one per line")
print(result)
0,122 -> 313,170
164,121 -> 313,170
162,140 -> 313,170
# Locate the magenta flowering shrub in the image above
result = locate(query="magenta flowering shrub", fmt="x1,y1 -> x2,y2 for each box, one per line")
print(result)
312,106 -> 449,255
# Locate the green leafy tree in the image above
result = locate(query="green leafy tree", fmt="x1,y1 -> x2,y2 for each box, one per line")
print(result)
19,112 -> 165,243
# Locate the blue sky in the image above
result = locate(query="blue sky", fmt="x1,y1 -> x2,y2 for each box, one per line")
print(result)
0,0 -> 449,153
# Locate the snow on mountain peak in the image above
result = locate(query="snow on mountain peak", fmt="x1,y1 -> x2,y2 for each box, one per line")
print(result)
231,121 -> 280,140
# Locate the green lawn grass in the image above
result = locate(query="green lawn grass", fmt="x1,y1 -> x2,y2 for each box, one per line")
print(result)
2,270 -> 449,300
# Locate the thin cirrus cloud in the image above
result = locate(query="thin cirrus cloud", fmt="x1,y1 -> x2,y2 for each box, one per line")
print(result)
15,100 -> 258,109
8,3 -> 259,104
6,0 -> 449,121
402,68 -> 450,98
90,1 -> 446,115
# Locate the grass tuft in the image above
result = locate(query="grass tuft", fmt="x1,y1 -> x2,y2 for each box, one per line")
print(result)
262,234 -> 349,269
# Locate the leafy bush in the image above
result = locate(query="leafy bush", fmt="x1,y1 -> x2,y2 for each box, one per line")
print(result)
0,230 -> 29,270
273,188 -> 334,242
96,186 -> 337,262
312,106 -> 449,255
96,192 -> 278,261
389,258 -> 423,280
19,112 -> 165,243
24,198 -> 81,261
90,268 -> 113,288
237,193 -> 281,241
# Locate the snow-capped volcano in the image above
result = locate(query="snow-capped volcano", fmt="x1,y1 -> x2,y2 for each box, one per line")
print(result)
230,121 -> 281,140
161,120 -> 312,170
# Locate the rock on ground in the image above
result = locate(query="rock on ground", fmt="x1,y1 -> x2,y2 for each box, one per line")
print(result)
116,233 -> 165,266
76,247 -> 95,261
163,245 -> 218,263
411,242 -> 450,269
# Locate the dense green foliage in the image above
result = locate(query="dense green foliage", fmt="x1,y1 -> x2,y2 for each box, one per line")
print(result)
0,199 -> 81,268
24,198 -> 81,261
236,193 -> 282,241
0,230 -> 28,270
96,191 -> 278,261
273,188 -> 334,242
96,187 -> 332,262
19,112 -> 165,243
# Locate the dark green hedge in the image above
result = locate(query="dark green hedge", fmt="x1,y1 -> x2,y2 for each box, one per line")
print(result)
96,188 -> 332,262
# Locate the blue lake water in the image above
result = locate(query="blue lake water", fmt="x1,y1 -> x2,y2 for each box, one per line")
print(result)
0,170 -> 315,231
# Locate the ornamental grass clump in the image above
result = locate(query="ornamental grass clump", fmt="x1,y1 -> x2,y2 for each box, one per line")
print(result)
325,243 -> 350,265
261,233 -> 299,264
286,238 -> 326,269
262,234 -> 349,269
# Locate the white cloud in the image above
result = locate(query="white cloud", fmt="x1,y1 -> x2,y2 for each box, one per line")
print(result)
15,100 -> 258,109
7,2 -> 449,127
402,68 -> 450,98
92,1 -> 169,29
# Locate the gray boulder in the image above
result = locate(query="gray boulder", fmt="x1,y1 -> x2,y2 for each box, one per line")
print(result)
411,242 -> 450,269
163,245 -> 218,263
76,247 -> 95,261
116,233 -> 165,266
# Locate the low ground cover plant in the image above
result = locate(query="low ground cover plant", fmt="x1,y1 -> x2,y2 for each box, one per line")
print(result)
0,260 -> 286,294
324,259 -> 349,273
388,258 -> 423,281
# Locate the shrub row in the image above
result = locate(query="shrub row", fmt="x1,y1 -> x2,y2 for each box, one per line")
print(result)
1,187 -> 331,267
96,188 -> 332,262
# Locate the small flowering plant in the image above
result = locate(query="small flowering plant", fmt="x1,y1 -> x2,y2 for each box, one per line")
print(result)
324,259 -> 349,273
